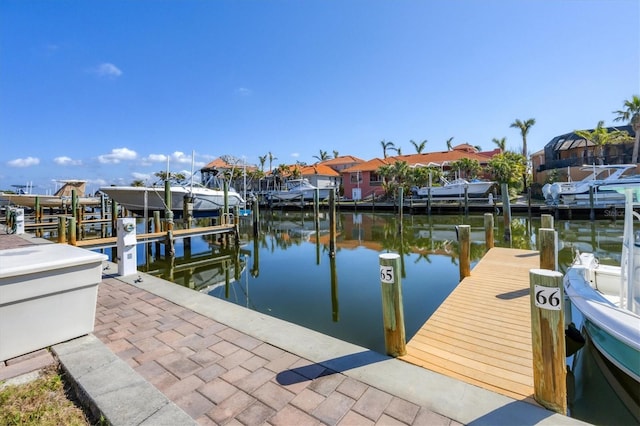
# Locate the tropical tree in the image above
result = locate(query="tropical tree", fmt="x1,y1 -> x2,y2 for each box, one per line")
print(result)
445,137 -> 454,151
313,150 -> 329,162
509,118 -> 536,158
574,120 -> 629,165
474,145 -> 482,152
492,137 -> 507,152
268,151 -> 277,173
131,179 -> 145,187
613,95 -> 640,163
333,150 -> 340,158
377,160 -> 411,197
450,158 -> 482,179
258,155 -> 267,172
380,139 -> 395,158
509,118 -> 535,189
153,170 -> 187,184
410,139 -> 427,154
487,151 -> 527,190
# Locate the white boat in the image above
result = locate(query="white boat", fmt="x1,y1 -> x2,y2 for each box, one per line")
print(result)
542,164 -> 637,205
564,181 -> 640,416
0,180 -> 101,208
267,178 -> 333,202
99,183 -> 244,217
415,178 -> 495,198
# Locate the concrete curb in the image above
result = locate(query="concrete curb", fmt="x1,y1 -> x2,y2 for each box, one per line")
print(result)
52,334 -> 196,426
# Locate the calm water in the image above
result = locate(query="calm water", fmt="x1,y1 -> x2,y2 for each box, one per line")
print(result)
122,210 -> 633,424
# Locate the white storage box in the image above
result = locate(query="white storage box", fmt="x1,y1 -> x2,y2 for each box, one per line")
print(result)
0,244 -> 107,361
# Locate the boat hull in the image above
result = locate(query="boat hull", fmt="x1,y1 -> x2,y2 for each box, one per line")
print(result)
268,188 -> 332,202
416,181 -> 494,198
564,265 -> 640,384
100,186 -> 244,215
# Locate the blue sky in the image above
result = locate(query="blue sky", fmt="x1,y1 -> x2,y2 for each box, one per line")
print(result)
1,0 -> 638,194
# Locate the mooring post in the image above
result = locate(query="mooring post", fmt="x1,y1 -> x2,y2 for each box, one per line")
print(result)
501,183 -> 511,242
379,253 -> 406,357
398,187 -> 403,233
457,224 -> 471,279
34,197 -> 41,238
539,228 -> 558,271
484,213 -> 494,249
252,198 -> 260,237
529,269 -> 567,414
540,214 -> 554,230
329,189 -> 336,258
68,217 -> 77,245
589,186 -> 595,221
464,185 -> 469,216
111,200 -> 118,237
57,216 -> 67,244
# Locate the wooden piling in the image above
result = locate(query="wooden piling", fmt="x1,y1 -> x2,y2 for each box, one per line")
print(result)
539,228 -> 558,271
252,198 -> 260,237
540,214 -> 554,230
398,187 -> 403,233
484,213 -> 494,249
529,269 -> 566,414
457,224 -> 471,279
464,185 -> 469,216
69,217 -> 77,245
379,253 -> 406,357
57,216 -> 67,244
589,186 -> 595,221
501,183 -> 511,242
329,190 -> 336,258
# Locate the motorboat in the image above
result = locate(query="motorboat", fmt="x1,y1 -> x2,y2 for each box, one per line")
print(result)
563,181 -> 640,418
99,182 -> 244,217
267,178 -> 334,202
542,164 -> 637,205
414,177 -> 495,198
0,180 -> 101,208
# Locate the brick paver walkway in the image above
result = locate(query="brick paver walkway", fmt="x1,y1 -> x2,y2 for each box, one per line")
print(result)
93,277 -> 459,425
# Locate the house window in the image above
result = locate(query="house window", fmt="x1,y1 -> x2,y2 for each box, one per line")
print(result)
350,173 -> 362,184
370,172 -> 383,183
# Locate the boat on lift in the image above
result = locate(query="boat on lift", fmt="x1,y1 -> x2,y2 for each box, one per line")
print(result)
563,181 -> 640,420
542,164 -> 638,205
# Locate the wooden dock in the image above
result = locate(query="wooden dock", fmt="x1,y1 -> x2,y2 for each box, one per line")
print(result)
73,225 -> 237,249
400,247 -> 540,403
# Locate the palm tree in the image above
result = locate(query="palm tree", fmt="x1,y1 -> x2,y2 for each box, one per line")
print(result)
333,150 -> 339,158
492,137 -> 507,152
613,95 -> 640,163
380,139 -> 395,158
509,118 -> 536,158
410,139 -> 427,154
313,150 -> 330,163
445,137 -> 454,151
268,152 -> 277,173
258,155 -> 267,172
574,120 -> 628,165
510,118 -> 535,189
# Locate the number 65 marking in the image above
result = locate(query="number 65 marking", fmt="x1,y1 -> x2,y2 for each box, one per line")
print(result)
380,266 -> 394,283
534,285 -> 561,311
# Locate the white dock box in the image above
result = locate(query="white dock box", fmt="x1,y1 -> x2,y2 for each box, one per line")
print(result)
0,244 -> 107,361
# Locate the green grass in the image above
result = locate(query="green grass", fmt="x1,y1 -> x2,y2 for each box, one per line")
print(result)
0,363 -> 95,426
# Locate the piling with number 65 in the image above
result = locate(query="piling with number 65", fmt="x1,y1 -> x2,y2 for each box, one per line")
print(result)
379,253 -> 406,357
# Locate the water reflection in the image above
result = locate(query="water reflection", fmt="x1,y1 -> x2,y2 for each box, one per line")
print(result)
137,211 -> 627,347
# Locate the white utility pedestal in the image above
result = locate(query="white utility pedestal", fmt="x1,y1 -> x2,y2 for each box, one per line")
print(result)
10,208 -> 25,235
117,218 -> 137,276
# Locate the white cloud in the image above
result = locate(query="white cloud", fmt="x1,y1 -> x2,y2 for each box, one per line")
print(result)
7,157 -> 40,167
97,148 -> 137,164
94,63 -> 123,78
146,154 -> 167,162
54,156 -> 82,166
235,87 -> 252,96
291,153 -> 300,158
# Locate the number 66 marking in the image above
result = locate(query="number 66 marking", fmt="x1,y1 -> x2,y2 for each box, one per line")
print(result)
380,266 -> 394,283
534,285 -> 561,311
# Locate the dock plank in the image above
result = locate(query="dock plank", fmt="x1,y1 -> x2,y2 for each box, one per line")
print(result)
401,247 -> 539,402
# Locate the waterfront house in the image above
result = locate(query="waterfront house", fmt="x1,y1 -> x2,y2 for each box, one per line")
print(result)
341,145 -> 498,200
